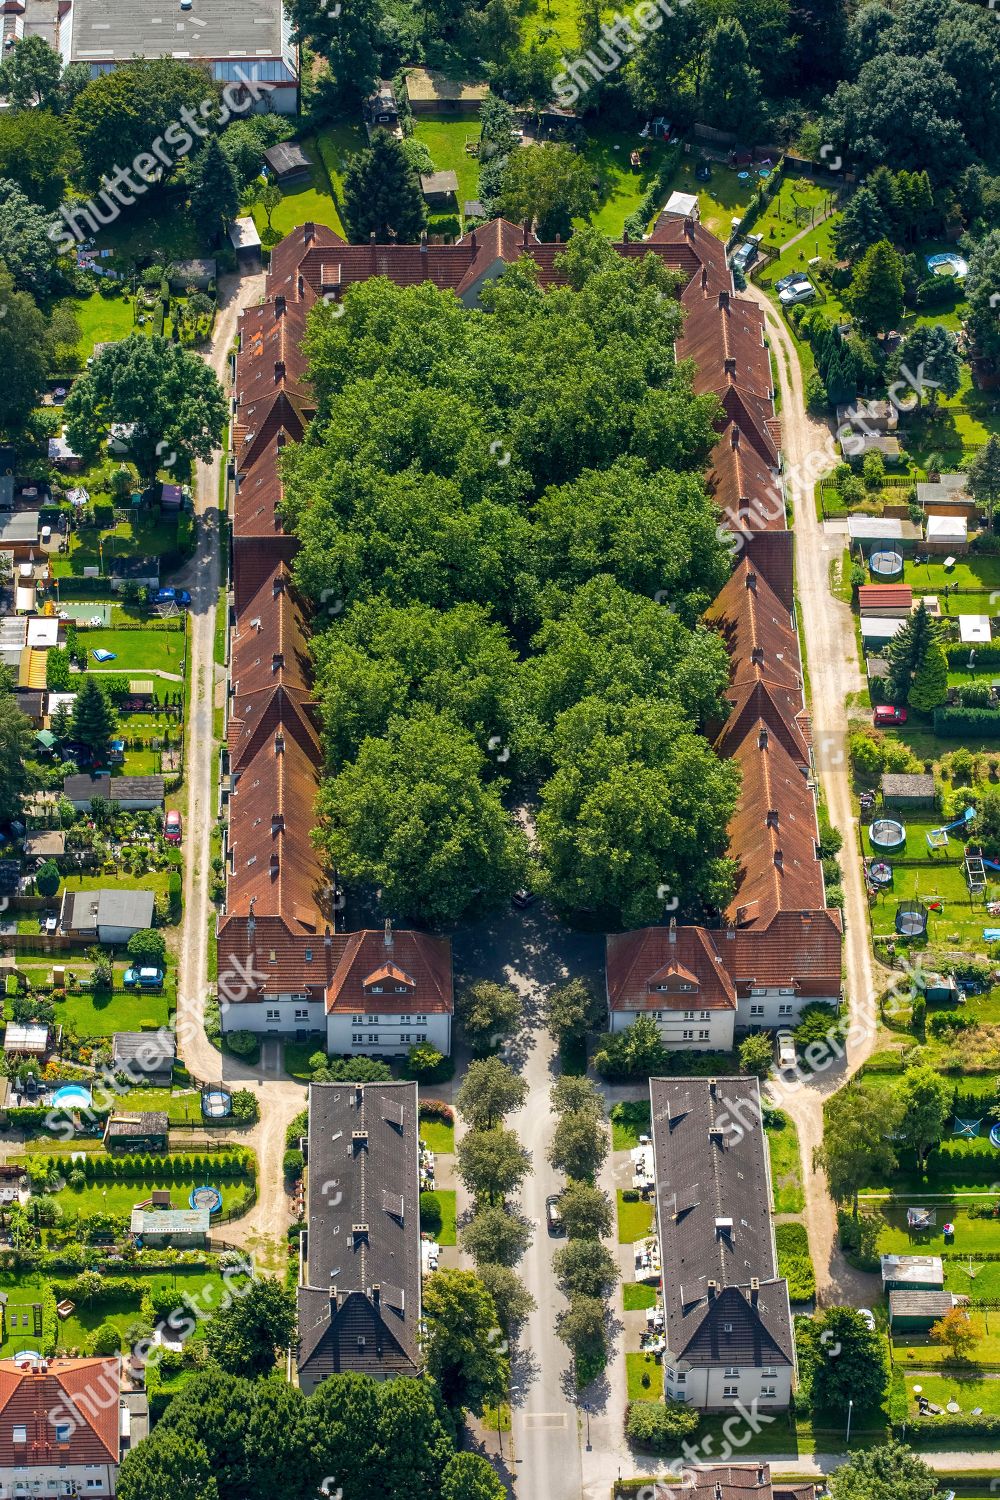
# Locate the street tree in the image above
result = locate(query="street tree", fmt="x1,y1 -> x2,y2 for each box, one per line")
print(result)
828,1441 -> 937,1500
547,1109 -> 608,1182
456,1057 -> 527,1130
455,979 -> 521,1056
441,1453 -> 507,1500
814,1084 -> 901,1215
459,1204 -> 532,1267
499,143 -> 597,241
896,1064 -> 951,1168
473,1263 -> 535,1336
542,978 -> 606,1045
549,1074 -> 605,1118
557,1181 -> 613,1240
552,1239 -> 620,1299
63,335 -> 226,483
342,131 -> 426,244
421,1269 -> 509,1415
555,1294 -> 606,1376
203,1277 -> 297,1378
456,1127 -> 531,1205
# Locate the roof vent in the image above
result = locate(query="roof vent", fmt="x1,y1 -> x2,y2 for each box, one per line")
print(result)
758,726 -> 768,749
718,288 -> 730,309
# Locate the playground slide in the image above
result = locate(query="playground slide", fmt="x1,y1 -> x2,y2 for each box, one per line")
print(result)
935,807 -> 977,835
983,858 -> 1000,872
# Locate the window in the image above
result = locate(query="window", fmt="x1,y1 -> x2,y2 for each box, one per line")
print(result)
55,1423 -> 71,1443
416,1032 -> 427,1042
723,1385 -> 739,1399
265,1008 -> 280,1022
761,1386 -> 776,1399
682,1029 -> 694,1040
700,1011 -> 711,1020
12,1426 -> 25,1444
724,1367 -> 740,1377
352,1014 -> 362,1023
698,1030 -> 710,1040
294,1008 -> 309,1021
749,1004 -> 764,1016
676,1372 -> 686,1384
650,1010 -> 662,1020
305,948 -> 313,963
683,1010 -> 695,1020
352,1033 -> 363,1044
416,1014 -> 427,1022
762,1367 -> 777,1378
722,1322 -> 733,1332
370,985 -> 383,994
400,1034 -> 411,1044
665,1367 -> 674,1381
779,986 -> 795,995
399,1015 -> 411,1023
367,1034 -> 379,1044
366,1014 -> 378,1024
750,986 -> 766,996
778,1004 -> 793,1016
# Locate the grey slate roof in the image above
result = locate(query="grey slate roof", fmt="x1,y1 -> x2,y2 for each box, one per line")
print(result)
107,1111 -> 169,1138
63,773 -> 165,804
68,0 -> 287,63
298,1080 -> 422,1383
0,512 -> 38,544
650,1076 -> 793,1370
112,1030 -> 177,1075
888,1289 -> 955,1320
62,888 -> 155,934
881,772 -> 936,800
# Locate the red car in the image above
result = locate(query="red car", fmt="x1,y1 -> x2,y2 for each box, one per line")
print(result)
873,705 -> 907,727
164,809 -> 182,844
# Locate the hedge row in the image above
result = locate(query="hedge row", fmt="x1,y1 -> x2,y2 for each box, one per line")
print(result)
418,1099 -> 454,1124
907,1413 -> 1000,1441
933,706 -> 1000,737
944,642 -> 1000,668
47,1150 -> 254,1181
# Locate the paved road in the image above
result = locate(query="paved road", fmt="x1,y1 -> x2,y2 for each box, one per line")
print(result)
174,268 -> 306,1271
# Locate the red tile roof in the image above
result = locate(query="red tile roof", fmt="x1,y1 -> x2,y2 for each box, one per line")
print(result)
326,927 -> 453,1014
0,1358 -> 120,1468
858,584 -> 913,610
606,924 -> 736,1012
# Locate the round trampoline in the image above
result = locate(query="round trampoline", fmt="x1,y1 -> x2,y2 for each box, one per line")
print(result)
869,549 -> 904,580
895,900 -> 928,938
190,1185 -> 223,1214
870,818 -> 906,851
868,860 -> 893,886
12,1351 -> 41,1367
927,252 -> 968,280
50,1085 -> 92,1109
201,1087 -> 232,1120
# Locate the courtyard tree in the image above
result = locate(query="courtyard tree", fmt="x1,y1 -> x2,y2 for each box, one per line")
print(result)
0,687 -> 35,824
341,131 -> 426,244
499,143 -> 597,241
848,239 -> 906,334
188,137 -> 239,245
814,1084 -> 901,1215
896,1064 -> 951,1168
701,19 -> 763,138
203,1276 -> 297,1378
739,1031 -> 774,1078
930,1305 -> 980,1360
798,1305 -> 888,1412
0,33 -> 62,109
894,323 -> 961,409
35,860 -> 61,899
64,335 -> 227,483
127,928 -> 167,966
421,1268 -> 508,1415
907,637 -> 948,713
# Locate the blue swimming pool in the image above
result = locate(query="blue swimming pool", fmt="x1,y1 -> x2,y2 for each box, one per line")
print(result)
50,1085 -> 92,1109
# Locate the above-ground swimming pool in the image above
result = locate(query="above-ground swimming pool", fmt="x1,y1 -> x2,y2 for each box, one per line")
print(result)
991,1123 -> 1000,1149
927,252 -> 969,279
50,1085 -> 92,1109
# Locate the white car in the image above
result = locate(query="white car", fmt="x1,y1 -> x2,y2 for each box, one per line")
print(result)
776,1030 -> 797,1070
857,1307 -> 876,1331
779,278 -> 816,307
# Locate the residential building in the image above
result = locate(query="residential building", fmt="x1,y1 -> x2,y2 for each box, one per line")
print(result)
57,0 -> 300,113
60,888 -> 155,945
111,1031 -> 176,1087
652,1465 -> 814,1500
0,1355 -> 123,1497
297,1081 -> 422,1392
650,1075 -> 795,1411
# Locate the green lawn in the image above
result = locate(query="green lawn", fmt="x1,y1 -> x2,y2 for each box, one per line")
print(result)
665,159 -> 755,240
575,125 -> 675,238
283,1041 -> 317,1082
617,1191 -> 654,1243
412,118 -> 481,225
52,983 -> 172,1037
0,1267 -> 246,1357
874,1204 -> 1000,1255
91,194 -> 203,265
869,861 -> 1000,950
420,1188 -> 457,1245
52,1170 -> 252,1219
521,0 -> 580,51
894,1329 -> 1000,1368
767,1112 -> 805,1213
626,1350 -> 661,1402
114,1088 -> 201,1122
252,132 -> 347,241
904,555 -> 1000,595
754,177 -> 836,251
55,519 -> 182,579
419,1117 -> 455,1153
79,628 -> 186,675
623,1282 -> 658,1311
944,1258 -> 1000,1298
611,1099 -> 651,1151
58,290 -> 139,365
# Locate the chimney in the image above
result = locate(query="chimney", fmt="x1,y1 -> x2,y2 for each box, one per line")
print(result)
324,925 -> 333,948
274,293 -> 286,318
668,916 -> 676,944
269,853 -> 279,877
726,923 -> 736,940
622,228 -> 629,244
774,849 -> 784,869
297,274 -> 305,300
355,1084 -> 363,1107
272,813 -> 284,835
766,808 -> 779,828
274,731 -> 285,754
274,360 -> 285,383
718,288 -> 730,309
272,572 -> 285,597
701,266 -> 708,289
271,651 -> 283,672
716,1484 -> 723,1500
522,218 -> 531,246
370,231 -> 376,244
707,1279 -> 718,1299
303,221 -> 315,243
724,356 -> 736,375
384,918 -> 393,949
745,569 -> 757,591
420,230 -> 427,252
750,1277 -> 760,1308
469,229 -> 477,249
709,1077 -> 717,1096
554,232 -> 561,244
758,725 -> 768,750
329,1285 -> 338,1312
372,1283 -> 381,1312
757,1469 -> 766,1487
730,424 -> 740,448
276,430 -> 287,450
683,215 -> 696,238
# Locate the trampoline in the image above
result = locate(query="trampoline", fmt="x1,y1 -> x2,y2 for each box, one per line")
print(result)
927,252 -> 968,280
896,900 -> 928,937
868,860 -> 893,886
870,818 -> 906,851
869,550 -> 904,580
201,1086 -> 232,1119
189,1185 -> 223,1214
907,1207 -> 935,1230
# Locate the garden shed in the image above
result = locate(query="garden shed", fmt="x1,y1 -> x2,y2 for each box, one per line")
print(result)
881,773 -> 938,812
104,1111 -> 169,1152
130,1207 -> 210,1248
881,1253 -> 944,1291
263,141 -> 312,183
925,514 -> 969,554
959,615 -> 992,644
861,615 -> 907,648
888,1289 -> 960,1330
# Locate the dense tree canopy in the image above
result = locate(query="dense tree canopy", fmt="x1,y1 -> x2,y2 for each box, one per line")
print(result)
68,58 -> 221,191
287,240 -> 736,928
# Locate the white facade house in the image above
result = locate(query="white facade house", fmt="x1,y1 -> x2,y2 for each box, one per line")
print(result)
0,1357 -> 129,1497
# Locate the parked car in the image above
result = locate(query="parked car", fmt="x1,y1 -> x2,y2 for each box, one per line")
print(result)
43,913 -> 58,935
546,1194 -> 565,1236
512,888 -> 536,910
775,273 -> 802,292
776,1030 -> 797,1070
873,705 -> 907,727
164,809 -> 182,844
123,966 -> 165,989
778,278 -> 816,307
731,239 -> 762,274
154,587 -> 191,606
857,1307 -> 876,1331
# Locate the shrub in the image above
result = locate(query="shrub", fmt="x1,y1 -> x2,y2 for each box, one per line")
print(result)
419,1190 -> 443,1236
933,706 -> 1000,738
90,1322 -> 122,1355
418,1099 -> 454,1123
850,731 -> 886,777
625,1400 -> 700,1449
229,1089 -> 259,1124
838,1209 -> 881,1270
282,1148 -> 303,1180
36,860 -> 61,899
225,1030 -> 258,1057
313,1055 -> 392,1083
